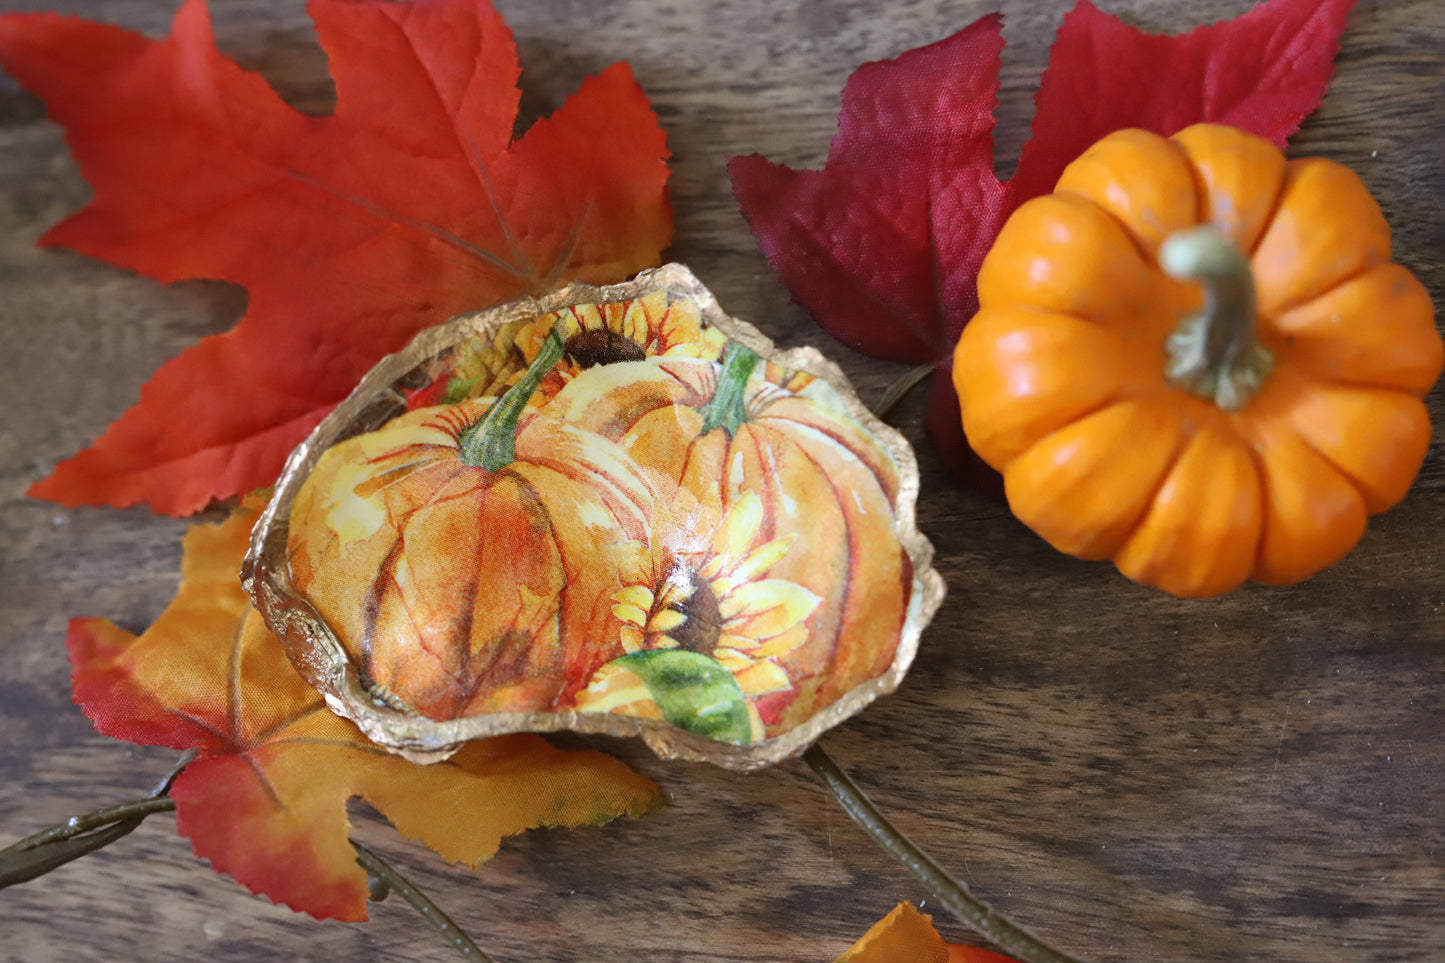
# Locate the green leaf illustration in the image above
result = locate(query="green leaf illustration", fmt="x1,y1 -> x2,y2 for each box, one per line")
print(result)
612,650 -> 753,746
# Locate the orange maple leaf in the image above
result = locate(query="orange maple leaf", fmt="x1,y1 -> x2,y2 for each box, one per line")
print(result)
0,0 -> 672,516
836,903 -> 1024,963
67,496 -> 664,921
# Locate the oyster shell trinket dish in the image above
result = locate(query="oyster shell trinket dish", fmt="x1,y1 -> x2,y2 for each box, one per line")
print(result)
244,264 -> 943,770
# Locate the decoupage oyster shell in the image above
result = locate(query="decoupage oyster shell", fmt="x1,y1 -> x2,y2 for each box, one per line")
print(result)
243,264 -> 943,770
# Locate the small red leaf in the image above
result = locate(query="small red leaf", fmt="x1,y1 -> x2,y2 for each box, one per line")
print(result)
728,15 -> 1007,364
1006,0 -> 1356,206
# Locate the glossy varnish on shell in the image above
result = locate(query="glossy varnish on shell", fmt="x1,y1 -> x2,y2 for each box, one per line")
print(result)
245,264 -> 943,770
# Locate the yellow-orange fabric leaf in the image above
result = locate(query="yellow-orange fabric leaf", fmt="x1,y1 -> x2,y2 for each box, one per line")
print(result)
67,496 -> 662,920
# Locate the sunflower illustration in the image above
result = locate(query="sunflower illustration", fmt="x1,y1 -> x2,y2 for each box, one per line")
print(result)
399,292 -> 725,413
574,485 -> 821,742
509,289 -> 726,394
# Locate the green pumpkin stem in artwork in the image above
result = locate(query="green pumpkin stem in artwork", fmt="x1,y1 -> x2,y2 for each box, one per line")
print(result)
458,327 -> 566,471
699,340 -> 761,438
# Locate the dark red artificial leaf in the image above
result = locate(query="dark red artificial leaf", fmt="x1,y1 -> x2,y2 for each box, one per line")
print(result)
729,0 -> 1355,476
0,0 -> 672,515
728,15 -> 1006,366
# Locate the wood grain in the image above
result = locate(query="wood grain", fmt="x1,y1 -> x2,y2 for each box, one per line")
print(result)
2,1 -> 1442,961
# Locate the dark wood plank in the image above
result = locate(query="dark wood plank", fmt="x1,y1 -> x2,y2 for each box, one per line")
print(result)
2,1 -> 1442,960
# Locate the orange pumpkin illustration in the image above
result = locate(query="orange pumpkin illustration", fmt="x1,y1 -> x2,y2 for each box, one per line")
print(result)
287,331 -> 655,719
571,480 -> 823,744
541,343 -> 913,736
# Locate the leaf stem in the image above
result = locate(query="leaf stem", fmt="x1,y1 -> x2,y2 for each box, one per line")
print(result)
152,747 -> 200,796
0,748 -> 197,888
0,796 -> 178,889
872,362 -> 935,421
0,773 -> 493,961
352,840 -> 492,962
803,743 -> 1086,963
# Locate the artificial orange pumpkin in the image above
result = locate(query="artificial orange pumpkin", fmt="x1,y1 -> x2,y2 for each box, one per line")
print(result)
541,343 -> 914,736
287,331 -> 655,719
953,124 -> 1442,598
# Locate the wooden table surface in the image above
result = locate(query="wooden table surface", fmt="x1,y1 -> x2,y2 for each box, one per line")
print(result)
2,0 -> 1442,960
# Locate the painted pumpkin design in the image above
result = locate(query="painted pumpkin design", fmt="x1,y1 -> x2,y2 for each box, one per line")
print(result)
247,265 -> 941,769
288,332 -> 654,719
535,342 -> 913,738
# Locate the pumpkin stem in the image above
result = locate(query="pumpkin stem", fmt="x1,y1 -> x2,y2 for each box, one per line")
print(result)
1160,226 -> 1274,411
699,341 -> 761,437
457,327 -> 565,470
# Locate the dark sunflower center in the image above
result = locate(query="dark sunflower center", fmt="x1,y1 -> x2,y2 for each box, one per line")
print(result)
564,329 -> 647,368
667,569 -> 724,655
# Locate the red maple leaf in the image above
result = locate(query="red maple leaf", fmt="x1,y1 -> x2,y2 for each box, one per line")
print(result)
0,0 -> 672,516
728,0 -> 1354,479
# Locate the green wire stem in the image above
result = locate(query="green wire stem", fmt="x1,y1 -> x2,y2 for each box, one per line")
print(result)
803,745 -> 1085,963
353,840 -> 492,962
821,367 -> 1086,963
0,752 -> 490,962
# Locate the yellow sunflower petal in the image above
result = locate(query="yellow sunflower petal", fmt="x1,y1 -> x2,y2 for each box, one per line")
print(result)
612,603 -> 650,627
572,303 -> 605,333
750,624 -> 809,659
710,491 -> 764,568
658,296 -> 701,346
719,579 -> 822,639
709,575 -> 739,599
732,660 -> 793,696
613,584 -> 655,610
730,535 -> 794,585
716,631 -> 760,652
698,555 -> 726,582
647,608 -> 687,633
530,310 -> 580,352
713,647 -> 754,671
620,624 -> 645,653
620,293 -> 658,343
654,574 -> 691,612
668,323 -> 728,362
